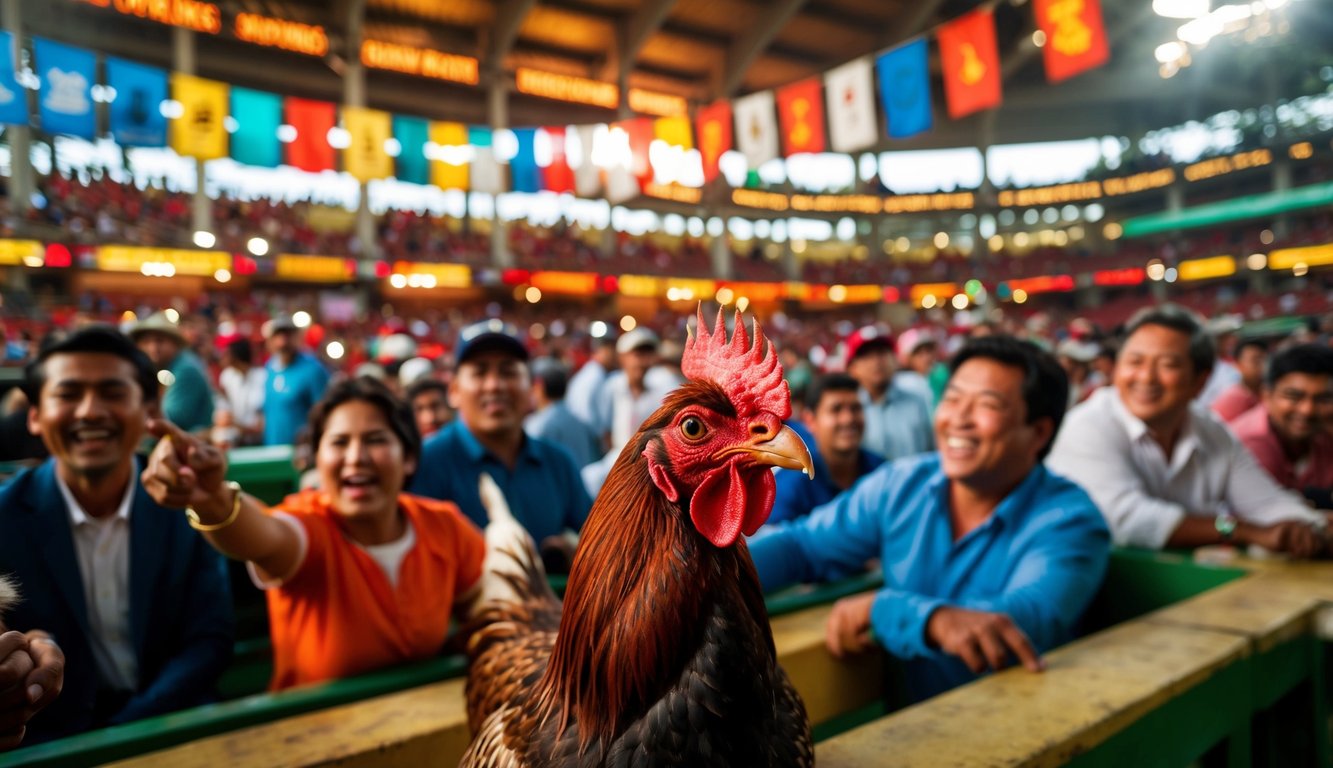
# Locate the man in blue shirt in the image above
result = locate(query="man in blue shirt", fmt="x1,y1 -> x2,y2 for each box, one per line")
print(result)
751,336 -> 1109,701
129,312 -> 213,434
844,325 -> 934,460
525,358 -> 603,469
262,315 -> 330,446
409,321 -> 592,568
769,373 -> 883,525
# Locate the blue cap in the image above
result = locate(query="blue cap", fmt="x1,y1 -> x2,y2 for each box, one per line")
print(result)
457,319 -> 528,365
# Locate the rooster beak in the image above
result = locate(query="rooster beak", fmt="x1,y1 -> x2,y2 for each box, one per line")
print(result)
745,425 -> 815,479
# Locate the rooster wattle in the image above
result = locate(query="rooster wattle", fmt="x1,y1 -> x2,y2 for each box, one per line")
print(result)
461,309 -> 816,768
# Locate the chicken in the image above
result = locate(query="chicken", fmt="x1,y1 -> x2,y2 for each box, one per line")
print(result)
461,309 -> 817,768
0,575 -> 14,621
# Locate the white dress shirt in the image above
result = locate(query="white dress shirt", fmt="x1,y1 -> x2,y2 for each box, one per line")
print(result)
57,472 -> 139,692
1047,387 -> 1321,549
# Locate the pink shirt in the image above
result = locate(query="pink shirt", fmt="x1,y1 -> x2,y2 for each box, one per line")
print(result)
1211,383 -> 1260,424
1230,404 -> 1333,493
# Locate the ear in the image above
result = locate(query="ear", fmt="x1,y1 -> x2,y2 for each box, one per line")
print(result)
644,451 -> 679,503
26,404 -> 40,437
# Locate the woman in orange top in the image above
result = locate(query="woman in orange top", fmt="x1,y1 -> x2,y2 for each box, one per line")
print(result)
141,376 -> 486,690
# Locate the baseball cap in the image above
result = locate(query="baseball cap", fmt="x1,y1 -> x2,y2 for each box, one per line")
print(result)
1057,339 -> 1100,364
896,327 -> 938,363
457,319 -> 528,365
616,327 -> 660,355
844,325 -> 894,363
262,314 -> 299,339
128,311 -> 186,345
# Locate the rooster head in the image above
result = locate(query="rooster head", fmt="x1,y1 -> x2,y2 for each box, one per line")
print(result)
642,307 -> 813,548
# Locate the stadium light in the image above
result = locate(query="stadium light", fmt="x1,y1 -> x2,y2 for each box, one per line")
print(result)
247,237 -> 269,256
193,230 -> 216,248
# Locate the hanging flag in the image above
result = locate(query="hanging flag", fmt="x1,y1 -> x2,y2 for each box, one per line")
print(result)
937,9 -> 1002,119
393,115 -> 429,185
573,124 -> 602,198
344,106 -> 392,182
230,87 -> 281,168
776,78 -> 826,156
469,126 -> 502,194
619,118 -> 655,188
542,126 -> 575,194
733,91 -> 778,169
285,96 -> 336,172
876,39 -> 933,139
511,127 -> 541,193
0,32 -> 24,127
33,38 -> 95,139
824,57 -> 877,153
170,73 -> 228,160
654,116 -> 693,149
106,58 -> 166,147
695,100 -> 732,184
1034,0 -> 1110,83
429,121 -> 469,190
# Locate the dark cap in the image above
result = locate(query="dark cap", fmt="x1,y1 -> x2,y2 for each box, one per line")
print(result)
457,319 -> 528,365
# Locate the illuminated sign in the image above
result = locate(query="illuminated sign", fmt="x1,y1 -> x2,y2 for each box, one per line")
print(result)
274,255 -> 354,282
390,261 -> 472,288
618,274 -> 664,298
1092,267 -> 1145,286
83,0 -> 222,34
0,239 -> 45,266
730,190 -> 974,214
628,88 -> 687,117
644,183 -> 703,204
909,282 -> 959,305
361,40 -> 479,85
530,271 -> 599,296
997,170 -> 1175,207
96,246 -> 230,276
1290,142 -> 1314,160
1005,275 -> 1075,295
732,189 -> 790,211
1269,244 -> 1333,271
1183,149 -> 1271,182
515,68 -> 618,109
722,282 -> 785,302
1102,169 -> 1176,196
1177,255 -> 1236,281
234,14 -> 328,56
883,193 -> 975,214
825,284 -> 882,304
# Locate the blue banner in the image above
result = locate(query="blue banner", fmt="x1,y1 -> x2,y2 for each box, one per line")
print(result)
468,125 -> 492,147
106,57 -> 166,147
0,32 -> 27,127
510,127 -> 540,193
876,38 -> 932,140
393,115 -> 429,185
230,87 -> 281,168
34,38 -> 96,139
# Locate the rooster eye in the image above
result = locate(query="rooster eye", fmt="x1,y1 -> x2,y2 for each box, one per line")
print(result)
680,416 -> 706,440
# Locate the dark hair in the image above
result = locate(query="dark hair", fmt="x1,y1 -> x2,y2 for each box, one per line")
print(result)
805,373 -> 860,412
533,364 -> 570,400
1124,304 -> 1215,376
947,335 -> 1069,460
307,376 -> 421,477
406,377 -> 448,401
1235,338 -> 1267,359
226,338 -> 253,366
23,325 -> 159,404
1266,344 -> 1333,388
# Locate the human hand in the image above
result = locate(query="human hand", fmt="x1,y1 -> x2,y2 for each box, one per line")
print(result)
925,606 -> 1044,674
824,593 -> 877,660
22,634 -> 62,720
1241,520 -> 1324,560
0,631 -> 35,750
141,418 -> 228,514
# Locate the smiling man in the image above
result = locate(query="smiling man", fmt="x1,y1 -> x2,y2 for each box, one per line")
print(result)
1048,306 -> 1326,557
750,336 -> 1109,702
0,326 -> 232,743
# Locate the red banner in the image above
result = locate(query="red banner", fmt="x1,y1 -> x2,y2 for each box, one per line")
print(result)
541,126 -> 575,194
285,97 -> 336,172
1034,0 -> 1110,83
776,78 -> 826,156
618,117 -> 656,189
938,9 -> 1002,119
695,100 -> 733,184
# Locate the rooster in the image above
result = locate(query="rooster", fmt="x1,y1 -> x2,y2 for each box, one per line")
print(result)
461,309 -> 817,768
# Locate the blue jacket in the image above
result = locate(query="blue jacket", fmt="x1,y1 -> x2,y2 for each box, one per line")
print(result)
0,460 -> 234,743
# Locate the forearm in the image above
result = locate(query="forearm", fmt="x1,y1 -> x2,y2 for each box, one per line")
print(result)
187,490 -> 299,576
1163,514 -> 1232,549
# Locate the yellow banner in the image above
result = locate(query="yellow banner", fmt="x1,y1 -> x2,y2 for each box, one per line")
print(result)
430,121 -> 469,190
392,261 -> 471,288
343,107 -> 393,182
97,246 -> 230,276
0,239 -> 44,266
654,116 -> 693,149
170,74 -> 228,160
1269,244 -> 1333,270
274,255 -> 353,282
1177,255 -> 1236,282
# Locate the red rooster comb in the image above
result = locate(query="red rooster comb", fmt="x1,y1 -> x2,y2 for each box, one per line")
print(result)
682,306 -> 791,421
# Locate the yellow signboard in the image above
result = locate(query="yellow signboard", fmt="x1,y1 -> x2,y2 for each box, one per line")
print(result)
274,255 -> 353,282
391,261 -> 471,288
0,240 -> 44,266
1269,244 -> 1333,271
97,246 -> 230,276
1177,255 -> 1236,282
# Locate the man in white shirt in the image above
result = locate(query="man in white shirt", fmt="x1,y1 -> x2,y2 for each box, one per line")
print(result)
1048,305 -> 1326,557
565,336 -> 616,435
213,338 -> 266,448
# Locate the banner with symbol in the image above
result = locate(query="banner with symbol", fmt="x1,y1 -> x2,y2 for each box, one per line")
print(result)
695,100 -> 732,183
734,91 -> 779,169
938,9 -> 1002,119
1034,0 -> 1110,83
824,57 -> 877,153
777,78 -> 826,157
0,32 -> 29,127
343,106 -> 393,182
877,39 -> 933,139
170,73 -> 228,160
34,38 -> 95,139
107,58 -> 167,147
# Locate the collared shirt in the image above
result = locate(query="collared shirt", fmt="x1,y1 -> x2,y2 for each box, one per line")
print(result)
1211,383 -> 1260,424
750,454 -> 1109,701
600,368 -> 683,452
565,360 -> 609,433
768,440 -> 884,525
1229,403 -> 1333,496
263,352 -> 330,446
218,366 -> 267,430
525,401 -> 603,469
1047,387 -> 1322,549
56,470 -> 139,692
859,379 -> 934,461
408,420 -> 593,542
162,350 -> 214,433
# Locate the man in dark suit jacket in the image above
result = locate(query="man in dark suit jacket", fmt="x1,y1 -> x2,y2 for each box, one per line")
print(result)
0,326 -> 233,745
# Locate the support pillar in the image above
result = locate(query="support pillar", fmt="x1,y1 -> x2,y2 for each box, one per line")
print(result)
487,79 -> 512,269
710,230 -> 733,280
2,1 -> 32,214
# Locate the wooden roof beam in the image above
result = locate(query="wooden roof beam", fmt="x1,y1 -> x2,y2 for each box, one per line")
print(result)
716,0 -> 811,98
488,0 -> 540,71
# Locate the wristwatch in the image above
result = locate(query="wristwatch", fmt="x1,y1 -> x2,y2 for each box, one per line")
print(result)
1215,512 -> 1239,541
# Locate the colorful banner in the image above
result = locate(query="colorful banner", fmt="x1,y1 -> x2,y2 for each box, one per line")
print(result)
695,100 -> 732,184
393,115 -> 429,185
776,78 -> 826,156
169,73 -> 228,160
106,58 -> 167,147
468,126 -> 502,194
1034,0 -> 1110,83
542,126 -> 575,194
733,91 -> 779,169
343,106 -> 392,182
620,117 -> 655,188
429,121 -> 469,190
285,96 -> 336,172
654,116 -> 693,149
573,124 -> 602,198
34,38 -> 95,139
230,87 -> 281,168
824,57 -> 877,153
877,39 -> 933,139
511,127 -> 541,193
938,9 -> 1002,119
0,32 -> 24,127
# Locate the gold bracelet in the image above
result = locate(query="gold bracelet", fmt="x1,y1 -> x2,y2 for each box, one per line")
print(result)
187,481 -> 243,532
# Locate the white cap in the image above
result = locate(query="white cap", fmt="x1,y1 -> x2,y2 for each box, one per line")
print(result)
399,356 -> 434,387
616,327 -> 661,355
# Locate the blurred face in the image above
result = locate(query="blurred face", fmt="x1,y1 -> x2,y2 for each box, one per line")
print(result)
620,347 -> 657,388
136,331 -> 180,368
267,330 -> 296,362
1114,324 -> 1207,431
28,352 -> 149,481
1264,372 -> 1333,445
935,358 -> 1051,492
411,387 -> 451,438
848,346 -> 893,394
1236,345 -> 1268,391
317,400 -> 415,519
908,345 -> 937,376
450,351 -> 530,438
804,389 -> 864,457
